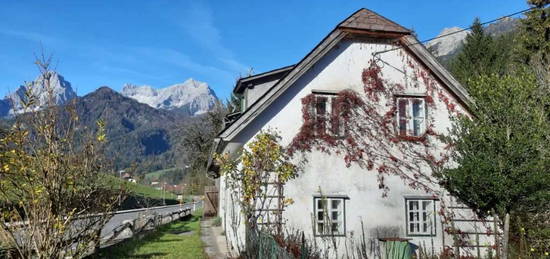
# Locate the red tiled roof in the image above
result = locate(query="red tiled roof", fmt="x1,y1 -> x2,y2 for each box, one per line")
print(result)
338,8 -> 411,34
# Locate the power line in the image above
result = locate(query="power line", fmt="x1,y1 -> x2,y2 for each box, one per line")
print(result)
373,6 -> 538,56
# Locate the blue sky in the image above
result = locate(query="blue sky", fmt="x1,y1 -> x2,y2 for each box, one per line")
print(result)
0,0 -> 528,100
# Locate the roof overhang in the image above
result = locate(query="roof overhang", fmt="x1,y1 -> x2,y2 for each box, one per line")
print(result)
219,28 -> 348,141
233,65 -> 295,94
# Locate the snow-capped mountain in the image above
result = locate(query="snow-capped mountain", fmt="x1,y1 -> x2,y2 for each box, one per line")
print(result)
121,78 -> 217,116
1,71 -> 77,117
425,27 -> 470,58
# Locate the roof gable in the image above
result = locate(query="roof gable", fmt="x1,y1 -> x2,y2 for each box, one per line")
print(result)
338,8 -> 411,34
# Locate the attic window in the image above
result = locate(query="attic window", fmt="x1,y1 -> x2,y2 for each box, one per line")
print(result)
312,93 -> 346,137
396,97 -> 426,137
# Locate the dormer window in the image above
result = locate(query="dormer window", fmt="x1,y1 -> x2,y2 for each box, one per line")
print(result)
312,93 -> 346,137
397,97 -> 426,137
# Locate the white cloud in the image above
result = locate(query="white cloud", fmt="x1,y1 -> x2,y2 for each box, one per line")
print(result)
178,2 -> 248,73
0,28 -> 58,45
131,47 -> 236,83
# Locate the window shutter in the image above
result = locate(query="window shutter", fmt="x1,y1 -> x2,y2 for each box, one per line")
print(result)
331,97 -> 340,136
315,96 -> 327,136
398,99 -> 408,136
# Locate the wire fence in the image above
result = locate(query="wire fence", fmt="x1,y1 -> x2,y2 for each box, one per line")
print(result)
245,228 -> 297,259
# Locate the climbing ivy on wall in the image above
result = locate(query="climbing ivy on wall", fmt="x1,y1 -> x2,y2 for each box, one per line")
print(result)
288,55 -> 464,196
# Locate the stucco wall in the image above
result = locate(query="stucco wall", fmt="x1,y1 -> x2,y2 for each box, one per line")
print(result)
245,79 -> 279,108
220,37 -> 495,257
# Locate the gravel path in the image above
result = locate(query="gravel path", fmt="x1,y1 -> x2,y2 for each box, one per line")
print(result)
201,217 -> 229,259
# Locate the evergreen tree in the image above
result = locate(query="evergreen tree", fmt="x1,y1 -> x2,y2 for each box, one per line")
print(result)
516,0 -> 550,64
450,18 -> 506,86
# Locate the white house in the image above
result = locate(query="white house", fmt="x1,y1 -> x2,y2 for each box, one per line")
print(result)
209,9 -> 499,258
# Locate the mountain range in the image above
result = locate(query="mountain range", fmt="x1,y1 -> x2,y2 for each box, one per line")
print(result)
0,76 -> 217,118
121,79 -> 217,116
0,75 -> 218,173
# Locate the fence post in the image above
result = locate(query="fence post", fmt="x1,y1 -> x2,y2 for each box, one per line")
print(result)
494,214 -> 501,259
193,201 -> 197,211
502,213 -> 510,259
451,220 -> 460,259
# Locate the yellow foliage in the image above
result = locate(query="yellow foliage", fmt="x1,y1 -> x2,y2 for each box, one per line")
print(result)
215,129 -> 299,227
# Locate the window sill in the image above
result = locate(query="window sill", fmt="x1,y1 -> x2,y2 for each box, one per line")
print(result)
406,233 -> 437,237
396,134 -> 427,142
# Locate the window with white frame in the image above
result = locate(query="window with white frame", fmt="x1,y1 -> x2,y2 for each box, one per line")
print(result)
314,197 -> 345,236
312,93 -> 346,137
397,97 -> 426,137
405,198 -> 436,236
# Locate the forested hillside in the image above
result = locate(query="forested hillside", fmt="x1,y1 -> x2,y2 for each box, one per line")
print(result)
74,87 -> 188,173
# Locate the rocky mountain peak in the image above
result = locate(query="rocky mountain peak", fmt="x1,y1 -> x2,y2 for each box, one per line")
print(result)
1,71 -> 77,117
425,27 -> 470,58
121,78 -> 217,116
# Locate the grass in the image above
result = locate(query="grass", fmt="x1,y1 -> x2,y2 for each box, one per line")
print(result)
127,181 -> 178,200
144,168 -> 179,181
104,174 -> 178,201
98,210 -> 205,259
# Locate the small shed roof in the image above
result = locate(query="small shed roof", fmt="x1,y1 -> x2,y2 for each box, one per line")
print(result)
234,65 -> 295,94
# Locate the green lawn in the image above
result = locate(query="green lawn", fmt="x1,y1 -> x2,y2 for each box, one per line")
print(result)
104,174 -> 178,200
127,181 -> 178,200
98,210 -> 205,259
144,168 -> 179,181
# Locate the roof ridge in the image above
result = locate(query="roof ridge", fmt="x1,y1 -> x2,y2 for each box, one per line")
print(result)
336,8 -> 364,28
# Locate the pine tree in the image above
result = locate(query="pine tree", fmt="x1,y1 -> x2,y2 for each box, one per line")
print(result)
516,0 -> 550,64
450,18 -> 506,87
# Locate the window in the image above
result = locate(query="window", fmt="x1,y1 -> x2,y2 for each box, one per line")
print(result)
312,93 -> 346,137
405,198 -> 436,236
314,197 -> 345,236
397,97 -> 426,137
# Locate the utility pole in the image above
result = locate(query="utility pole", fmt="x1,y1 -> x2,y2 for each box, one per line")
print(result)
162,182 -> 166,206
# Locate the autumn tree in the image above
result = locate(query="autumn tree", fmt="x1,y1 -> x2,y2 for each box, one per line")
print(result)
0,55 -> 125,258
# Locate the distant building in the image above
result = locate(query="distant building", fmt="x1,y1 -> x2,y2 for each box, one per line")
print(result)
121,172 -> 137,183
